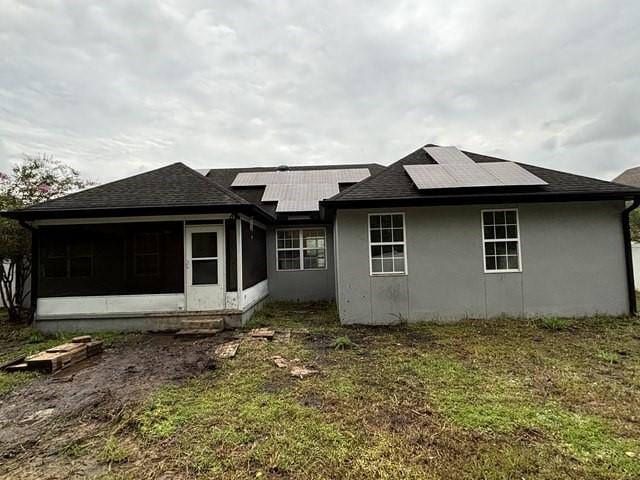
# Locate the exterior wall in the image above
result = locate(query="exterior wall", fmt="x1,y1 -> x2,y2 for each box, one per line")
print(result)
266,224 -> 336,301
632,242 -> 640,287
335,201 -> 629,324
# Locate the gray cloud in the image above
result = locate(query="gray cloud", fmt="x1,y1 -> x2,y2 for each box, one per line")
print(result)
1,0 -> 639,183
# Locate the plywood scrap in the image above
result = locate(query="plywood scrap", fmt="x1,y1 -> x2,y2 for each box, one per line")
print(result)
290,366 -> 319,379
248,328 -> 275,340
272,355 -> 290,368
270,355 -> 318,378
273,329 -> 291,343
214,340 -> 241,359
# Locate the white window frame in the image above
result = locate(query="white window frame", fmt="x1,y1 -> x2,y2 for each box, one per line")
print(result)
368,212 -> 408,276
481,208 -> 522,274
276,227 -> 328,271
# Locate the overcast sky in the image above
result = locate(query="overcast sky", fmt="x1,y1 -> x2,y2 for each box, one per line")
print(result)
1,1 -> 639,184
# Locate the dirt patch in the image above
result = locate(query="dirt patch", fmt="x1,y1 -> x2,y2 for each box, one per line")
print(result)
0,332 -> 234,477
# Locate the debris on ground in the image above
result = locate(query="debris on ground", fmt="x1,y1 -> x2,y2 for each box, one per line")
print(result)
272,355 -> 290,368
0,333 -> 220,470
273,329 -> 291,343
271,355 -> 318,378
213,340 -> 241,359
290,366 -> 319,378
2,337 -> 103,374
248,328 -> 275,340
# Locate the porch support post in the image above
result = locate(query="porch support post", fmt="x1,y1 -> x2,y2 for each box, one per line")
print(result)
236,217 -> 243,310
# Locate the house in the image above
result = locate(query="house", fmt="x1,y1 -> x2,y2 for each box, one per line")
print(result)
4,144 -> 639,331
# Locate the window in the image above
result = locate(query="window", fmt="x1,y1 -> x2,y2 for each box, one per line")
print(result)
134,233 -> 160,276
369,213 -> 406,275
276,228 -> 326,271
43,239 -> 93,279
482,209 -> 521,272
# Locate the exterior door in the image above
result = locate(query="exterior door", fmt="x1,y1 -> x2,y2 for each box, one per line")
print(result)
185,225 -> 224,311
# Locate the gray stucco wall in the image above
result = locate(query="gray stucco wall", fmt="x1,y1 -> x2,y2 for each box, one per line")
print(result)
266,225 -> 335,301
335,201 -> 629,324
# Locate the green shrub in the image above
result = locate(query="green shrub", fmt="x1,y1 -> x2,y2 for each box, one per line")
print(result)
539,317 -> 569,331
332,336 -> 354,350
596,351 -> 620,364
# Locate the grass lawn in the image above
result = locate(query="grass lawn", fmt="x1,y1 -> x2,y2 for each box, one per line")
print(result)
2,303 -> 639,479
94,303 -> 639,480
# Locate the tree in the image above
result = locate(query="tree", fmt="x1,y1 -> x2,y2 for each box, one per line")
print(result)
0,154 -> 93,323
631,209 -> 640,243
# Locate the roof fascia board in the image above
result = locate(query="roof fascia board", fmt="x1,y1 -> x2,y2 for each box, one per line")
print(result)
322,191 -> 639,209
30,213 -> 234,227
4,204 -> 276,223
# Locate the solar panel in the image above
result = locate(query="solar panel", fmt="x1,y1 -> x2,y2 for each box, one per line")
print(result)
404,162 -> 547,190
231,168 -> 370,187
403,165 -> 459,189
231,168 -> 370,212
424,146 -> 475,165
481,162 -> 548,186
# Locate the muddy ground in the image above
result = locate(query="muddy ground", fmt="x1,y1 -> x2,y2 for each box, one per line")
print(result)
0,332 -> 237,479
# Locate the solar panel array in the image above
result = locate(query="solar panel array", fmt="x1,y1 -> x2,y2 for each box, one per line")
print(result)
231,169 -> 370,187
231,168 -> 370,212
424,146 -> 475,165
404,147 -> 547,190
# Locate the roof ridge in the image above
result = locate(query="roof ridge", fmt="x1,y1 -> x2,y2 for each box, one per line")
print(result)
175,162 -> 250,204
513,161 -> 638,190
206,163 -> 384,172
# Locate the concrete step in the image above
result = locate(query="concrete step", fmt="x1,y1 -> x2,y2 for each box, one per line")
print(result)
180,317 -> 224,330
175,328 -> 224,337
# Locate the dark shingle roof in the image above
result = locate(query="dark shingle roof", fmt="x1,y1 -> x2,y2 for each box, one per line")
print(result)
8,162 -> 274,221
324,146 -> 640,207
613,166 -> 640,187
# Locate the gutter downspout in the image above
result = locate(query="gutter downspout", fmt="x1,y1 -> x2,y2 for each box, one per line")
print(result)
622,197 -> 640,316
19,220 -> 38,323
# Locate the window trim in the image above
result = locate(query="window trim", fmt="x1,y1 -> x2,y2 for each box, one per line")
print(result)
275,227 -> 328,272
368,212 -> 408,276
481,208 -> 522,274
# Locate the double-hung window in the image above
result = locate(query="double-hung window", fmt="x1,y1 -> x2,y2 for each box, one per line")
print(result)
276,228 -> 327,271
368,213 -> 407,275
482,209 -> 521,272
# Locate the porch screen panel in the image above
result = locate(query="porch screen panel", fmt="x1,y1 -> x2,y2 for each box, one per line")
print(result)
38,222 -> 184,297
242,221 -> 267,289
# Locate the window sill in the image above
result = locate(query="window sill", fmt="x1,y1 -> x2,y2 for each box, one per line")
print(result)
483,269 -> 522,274
370,272 -> 408,277
276,268 -> 328,272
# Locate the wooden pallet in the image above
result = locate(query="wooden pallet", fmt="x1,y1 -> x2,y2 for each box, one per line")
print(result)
23,337 -> 104,374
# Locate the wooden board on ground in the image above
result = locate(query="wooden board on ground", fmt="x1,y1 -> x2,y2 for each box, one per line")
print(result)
45,343 -> 86,353
22,336 -> 103,374
71,335 -> 92,343
0,355 -> 26,371
248,328 -> 275,339
213,340 -> 241,359
4,362 -> 28,372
